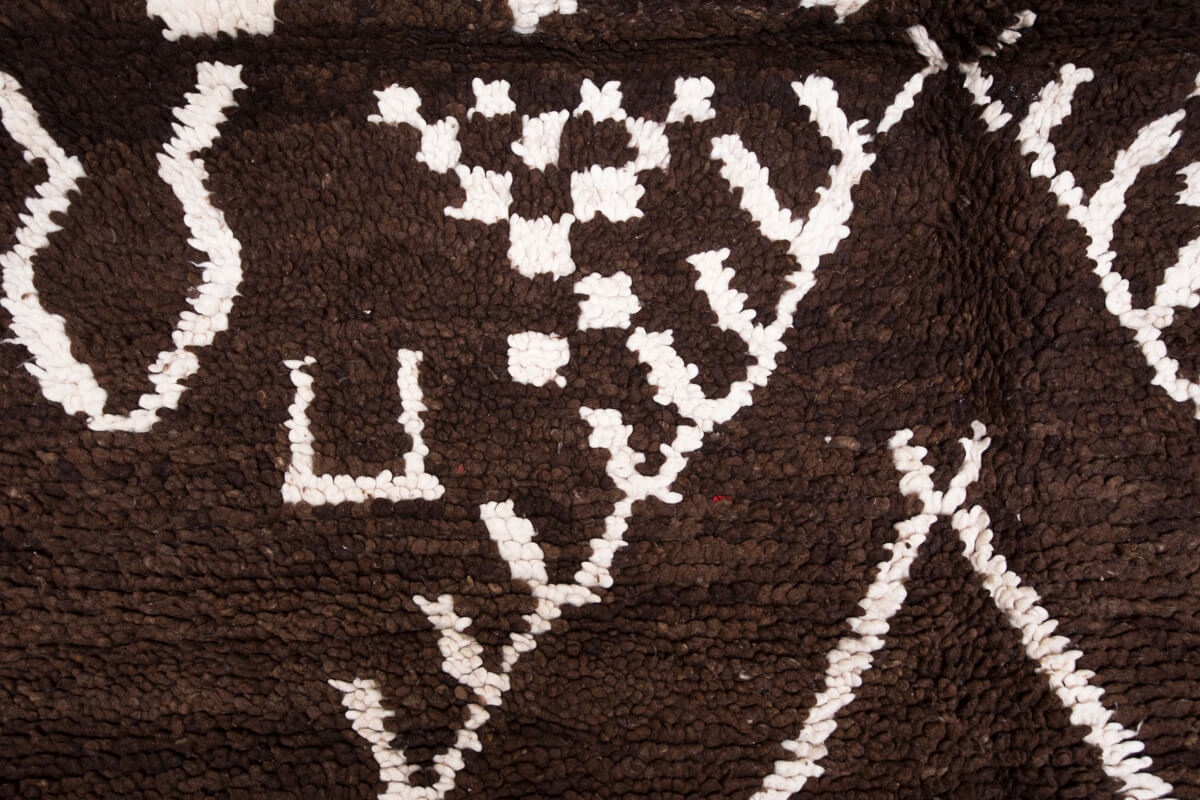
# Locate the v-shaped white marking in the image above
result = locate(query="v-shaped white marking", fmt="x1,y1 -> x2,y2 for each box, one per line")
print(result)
0,62 -> 246,432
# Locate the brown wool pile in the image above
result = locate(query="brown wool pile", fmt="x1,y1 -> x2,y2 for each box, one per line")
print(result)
2,1 -> 1200,798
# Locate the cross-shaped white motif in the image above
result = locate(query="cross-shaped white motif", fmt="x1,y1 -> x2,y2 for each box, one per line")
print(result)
755,421 -> 1173,800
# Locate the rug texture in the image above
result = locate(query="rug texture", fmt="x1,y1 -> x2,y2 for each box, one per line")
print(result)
1,1 -> 1199,798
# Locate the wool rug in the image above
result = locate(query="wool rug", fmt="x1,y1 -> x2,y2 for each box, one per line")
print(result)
2,1 -> 1198,798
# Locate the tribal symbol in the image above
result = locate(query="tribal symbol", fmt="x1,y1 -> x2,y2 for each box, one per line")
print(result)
962,13 -> 1200,420
503,0 -> 578,34
754,421 -> 1172,800
327,26 -> 949,800
749,15 -> 1175,799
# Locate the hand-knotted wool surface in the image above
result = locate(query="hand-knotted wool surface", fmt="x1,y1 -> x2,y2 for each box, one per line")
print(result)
2,1 -> 1199,798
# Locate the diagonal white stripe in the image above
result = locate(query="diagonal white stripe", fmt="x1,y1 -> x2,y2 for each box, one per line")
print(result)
952,504 -> 1174,799
751,424 -> 990,799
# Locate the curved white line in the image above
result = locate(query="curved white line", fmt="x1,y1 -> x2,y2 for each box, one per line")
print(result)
0,62 -> 246,432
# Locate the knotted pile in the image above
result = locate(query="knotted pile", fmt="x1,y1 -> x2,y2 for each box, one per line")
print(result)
1,1 -> 1198,798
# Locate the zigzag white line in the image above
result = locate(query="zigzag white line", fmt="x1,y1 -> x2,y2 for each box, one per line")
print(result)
0,62 -> 246,432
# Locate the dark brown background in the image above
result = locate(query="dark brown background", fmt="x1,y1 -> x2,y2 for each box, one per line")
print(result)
1,1 -> 1198,797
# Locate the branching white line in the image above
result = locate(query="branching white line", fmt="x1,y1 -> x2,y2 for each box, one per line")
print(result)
756,14 -> 1177,797
335,29 -> 953,799
875,25 -> 947,137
